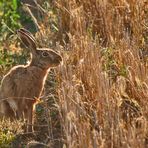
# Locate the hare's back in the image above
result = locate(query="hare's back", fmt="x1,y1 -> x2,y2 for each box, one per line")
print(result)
1,65 -> 45,98
1,66 -> 27,96
7,65 -> 27,77
3,65 -> 40,82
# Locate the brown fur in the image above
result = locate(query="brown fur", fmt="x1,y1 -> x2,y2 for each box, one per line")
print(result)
0,28 -> 62,132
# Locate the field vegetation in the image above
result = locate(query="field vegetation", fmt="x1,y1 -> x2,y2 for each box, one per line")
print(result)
0,0 -> 147,147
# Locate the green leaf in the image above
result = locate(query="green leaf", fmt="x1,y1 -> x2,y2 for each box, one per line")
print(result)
12,0 -> 17,10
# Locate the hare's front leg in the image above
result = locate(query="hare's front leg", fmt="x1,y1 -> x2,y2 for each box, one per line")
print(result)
24,105 -> 34,132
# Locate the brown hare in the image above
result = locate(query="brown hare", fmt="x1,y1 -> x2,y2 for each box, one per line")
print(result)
0,28 -> 62,132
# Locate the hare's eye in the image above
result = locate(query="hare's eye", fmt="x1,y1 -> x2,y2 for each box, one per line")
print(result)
42,51 -> 49,57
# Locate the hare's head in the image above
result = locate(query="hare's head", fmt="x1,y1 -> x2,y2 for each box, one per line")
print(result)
32,48 -> 62,68
17,28 -> 62,69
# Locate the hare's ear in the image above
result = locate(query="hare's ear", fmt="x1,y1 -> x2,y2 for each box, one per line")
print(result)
17,28 -> 37,53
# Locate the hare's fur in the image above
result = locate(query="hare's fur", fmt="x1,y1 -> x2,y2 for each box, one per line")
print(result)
0,28 -> 62,132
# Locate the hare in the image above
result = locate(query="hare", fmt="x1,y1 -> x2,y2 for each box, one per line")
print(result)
0,28 -> 62,132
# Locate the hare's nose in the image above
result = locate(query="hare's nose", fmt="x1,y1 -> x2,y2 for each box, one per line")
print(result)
55,54 -> 62,64
58,55 -> 62,62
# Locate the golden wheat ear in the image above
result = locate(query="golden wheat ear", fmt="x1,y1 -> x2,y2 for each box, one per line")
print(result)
17,28 -> 37,53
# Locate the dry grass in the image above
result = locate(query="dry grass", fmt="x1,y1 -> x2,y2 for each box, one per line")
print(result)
53,0 -> 148,147
0,0 -> 148,147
